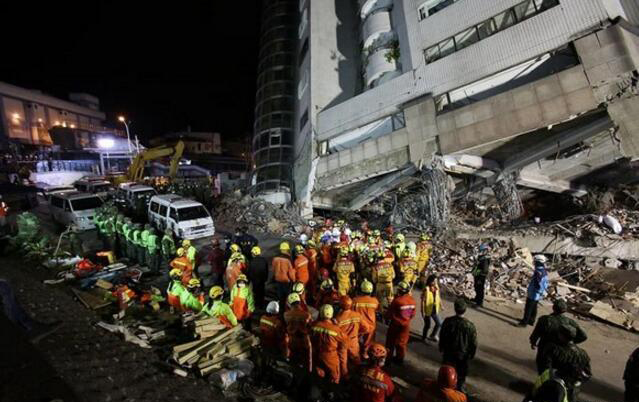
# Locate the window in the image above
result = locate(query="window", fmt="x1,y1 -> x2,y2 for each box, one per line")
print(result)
71,197 -> 103,211
299,110 -> 309,129
494,9 -> 517,30
76,184 -> 86,192
454,27 -> 479,51
64,200 -> 71,211
477,19 -> 497,40
298,8 -> 308,38
169,207 -> 178,222
418,5 -> 428,21
298,69 -> 309,99
514,0 -> 537,21
425,45 -> 440,63
439,38 -> 455,59
150,201 -> 159,213
391,112 -> 406,130
270,133 -> 281,146
159,205 -> 168,217
299,38 -> 309,66
177,206 -> 209,221
51,196 -> 64,208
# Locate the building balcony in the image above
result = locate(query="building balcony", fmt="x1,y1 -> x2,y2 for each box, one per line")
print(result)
362,10 -> 393,49
365,48 -> 399,87
359,0 -> 393,20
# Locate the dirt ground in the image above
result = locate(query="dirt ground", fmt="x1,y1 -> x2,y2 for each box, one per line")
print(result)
1,205 -> 637,402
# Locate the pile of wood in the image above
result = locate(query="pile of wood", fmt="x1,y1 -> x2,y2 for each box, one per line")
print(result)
172,317 -> 260,376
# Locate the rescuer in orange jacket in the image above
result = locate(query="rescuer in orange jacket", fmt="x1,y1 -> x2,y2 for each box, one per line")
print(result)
416,365 -> 467,402
385,281 -> 417,364
353,279 -> 380,359
352,343 -> 402,402
170,248 -> 194,286
304,240 -> 319,304
294,244 -> 310,286
320,241 -> 334,269
372,253 -> 395,313
286,282 -> 309,312
259,301 -> 286,358
335,295 -> 363,370
273,242 -> 296,303
284,292 -> 313,372
311,304 -> 348,384
317,279 -> 341,309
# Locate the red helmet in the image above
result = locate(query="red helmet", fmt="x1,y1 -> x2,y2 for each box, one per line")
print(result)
438,365 -> 458,389
339,295 -> 352,310
369,343 -> 388,359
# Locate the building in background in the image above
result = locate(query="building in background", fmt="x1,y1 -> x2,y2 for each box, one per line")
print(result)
251,0 -> 298,204
149,131 -> 222,155
259,0 -> 639,215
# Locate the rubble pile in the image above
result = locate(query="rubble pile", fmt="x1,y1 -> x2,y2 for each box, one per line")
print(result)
214,191 -> 306,236
172,316 -> 259,377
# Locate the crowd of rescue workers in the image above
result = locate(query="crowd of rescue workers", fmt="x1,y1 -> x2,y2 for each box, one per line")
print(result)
88,204 -> 639,402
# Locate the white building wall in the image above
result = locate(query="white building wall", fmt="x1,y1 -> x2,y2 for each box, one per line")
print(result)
317,0 -> 610,141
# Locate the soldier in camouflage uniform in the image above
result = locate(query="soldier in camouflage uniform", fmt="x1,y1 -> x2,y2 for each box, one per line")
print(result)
438,299 -> 477,390
530,300 -> 587,374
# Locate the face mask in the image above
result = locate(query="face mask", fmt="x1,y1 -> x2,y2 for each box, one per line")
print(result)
238,283 -> 246,288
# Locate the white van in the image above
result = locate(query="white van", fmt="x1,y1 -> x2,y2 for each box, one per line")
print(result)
74,179 -> 113,199
148,194 -> 215,240
117,183 -> 157,210
49,191 -> 104,231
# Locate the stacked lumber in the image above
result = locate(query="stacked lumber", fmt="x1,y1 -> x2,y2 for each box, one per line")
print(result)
171,324 -> 260,376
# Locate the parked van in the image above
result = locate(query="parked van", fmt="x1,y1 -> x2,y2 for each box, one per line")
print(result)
148,194 -> 215,240
74,178 -> 114,199
117,183 -> 157,210
49,191 -> 104,231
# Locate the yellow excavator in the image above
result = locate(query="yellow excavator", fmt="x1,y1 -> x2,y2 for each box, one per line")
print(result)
125,140 -> 185,182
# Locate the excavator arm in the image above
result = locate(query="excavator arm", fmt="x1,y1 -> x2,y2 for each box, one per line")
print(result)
126,141 -> 185,182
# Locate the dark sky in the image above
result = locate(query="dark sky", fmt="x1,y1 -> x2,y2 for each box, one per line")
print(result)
0,1 -> 261,142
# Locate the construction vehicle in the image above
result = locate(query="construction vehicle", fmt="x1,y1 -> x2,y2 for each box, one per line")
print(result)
125,141 -> 185,182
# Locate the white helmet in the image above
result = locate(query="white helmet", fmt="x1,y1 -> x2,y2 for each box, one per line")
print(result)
299,233 -> 308,245
534,254 -> 548,263
332,228 -> 340,238
266,301 -> 280,314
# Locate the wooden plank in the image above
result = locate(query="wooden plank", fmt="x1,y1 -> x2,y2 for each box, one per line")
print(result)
557,282 -> 591,293
173,339 -> 205,355
71,288 -> 112,310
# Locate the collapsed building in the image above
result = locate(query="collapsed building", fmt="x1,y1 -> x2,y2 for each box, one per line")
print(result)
252,0 -> 639,221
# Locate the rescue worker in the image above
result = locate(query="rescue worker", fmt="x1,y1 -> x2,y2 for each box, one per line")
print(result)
170,248 -> 194,285
247,245 -> 268,309
182,239 -> 197,270
207,238 -> 226,287
290,281 -> 309,309
145,227 -> 160,274
471,244 -> 490,307
235,226 -> 258,258
371,252 -> 395,313
320,239 -> 334,269
540,324 -> 591,401
273,242 -> 296,304
294,244 -> 310,287
353,279 -> 380,359
352,343 -> 401,402
398,248 -> 419,287
104,213 -> 116,253
333,247 -> 355,296
311,304 -> 348,384
530,300 -> 587,374
393,233 -> 406,261
317,279 -> 341,309
527,366 -> 572,402
416,233 -> 432,281
416,365 -> 467,402
284,292 -> 313,372
121,218 -> 132,260
439,299 -> 477,390
305,240 -> 320,304
519,254 -> 549,327
139,224 -> 151,265
202,286 -> 238,328
180,278 -> 205,313
385,281 -> 416,365
161,228 -> 176,270
115,214 -> 125,257
167,268 -> 186,311
131,224 -> 143,264
421,274 -> 443,342
226,245 -> 247,290
624,347 -> 639,402
335,296 -> 363,369
230,274 -> 255,329
259,301 -> 287,364
383,241 -> 395,266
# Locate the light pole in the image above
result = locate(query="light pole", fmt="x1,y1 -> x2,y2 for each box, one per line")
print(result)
118,116 -> 133,161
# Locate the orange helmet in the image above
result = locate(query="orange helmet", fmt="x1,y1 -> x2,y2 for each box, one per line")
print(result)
369,343 -> 387,359
438,365 -> 458,389
339,295 -> 352,310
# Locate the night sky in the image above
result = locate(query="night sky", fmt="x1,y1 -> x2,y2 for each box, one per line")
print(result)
0,1 -> 261,143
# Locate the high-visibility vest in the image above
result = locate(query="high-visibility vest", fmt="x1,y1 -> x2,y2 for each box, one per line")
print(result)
532,369 -> 568,402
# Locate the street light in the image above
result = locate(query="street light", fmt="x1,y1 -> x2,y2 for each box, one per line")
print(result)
117,115 -> 133,160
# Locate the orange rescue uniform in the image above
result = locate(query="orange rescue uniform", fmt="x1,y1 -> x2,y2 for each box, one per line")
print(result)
284,305 -> 313,371
170,256 -> 193,285
385,293 -> 417,361
353,295 -> 380,356
333,257 -> 355,296
335,309 -> 363,367
353,365 -> 401,402
273,255 -> 296,284
295,254 -> 310,286
259,313 -> 286,357
311,319 -> 348,384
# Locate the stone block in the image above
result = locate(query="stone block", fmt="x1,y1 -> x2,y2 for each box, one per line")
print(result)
512,86 -> 537,109
540,96 -> 569,123
534,75 -> 563,102
515,104 -> 543,132
557,67 -> 589,93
